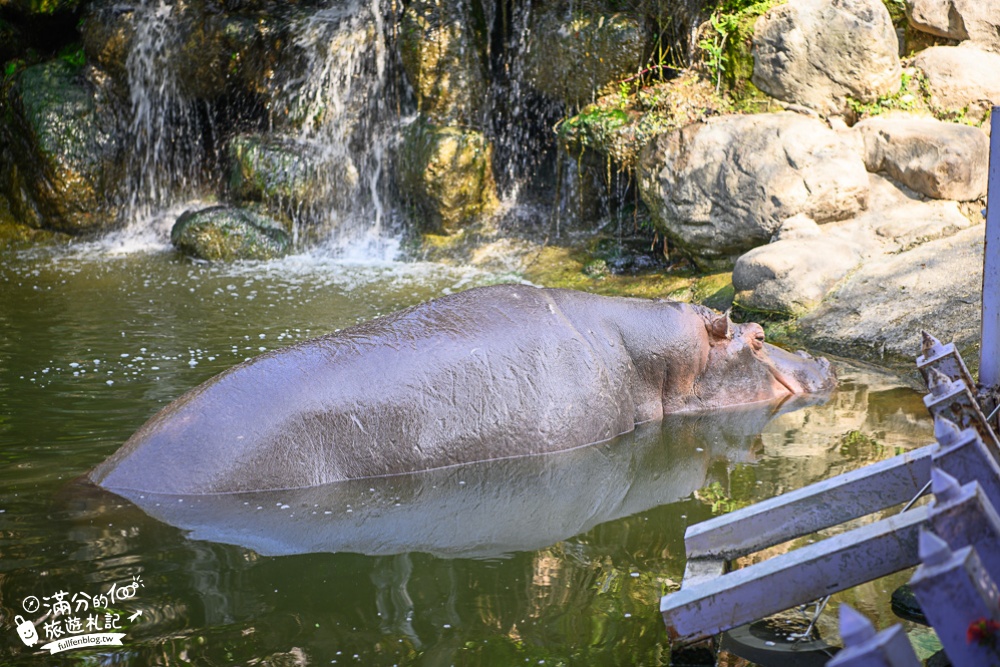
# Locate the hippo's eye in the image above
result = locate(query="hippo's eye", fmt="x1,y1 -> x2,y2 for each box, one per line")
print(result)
751,331 -> 765,351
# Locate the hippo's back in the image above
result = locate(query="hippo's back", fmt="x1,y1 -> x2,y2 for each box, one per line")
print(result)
91,285 -> 639,494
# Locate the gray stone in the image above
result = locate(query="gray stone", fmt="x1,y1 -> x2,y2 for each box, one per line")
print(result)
913,44 -> 1000,121
752,0 -> 900,116
838,173 -> 976,254
855,115 -> 988,201
906,0 -> 1000,53
733,235 -> 862,316
772,214 -> 822,241
525,7 -> 647,107
795,223 -> 984,364
171,206 -> 291,261
637,112 -> 869,269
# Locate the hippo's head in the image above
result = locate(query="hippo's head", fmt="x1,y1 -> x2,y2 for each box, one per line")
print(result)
691,311 -> 835,410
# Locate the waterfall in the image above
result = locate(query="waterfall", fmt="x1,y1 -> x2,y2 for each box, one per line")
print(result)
265,0 -> 400,252
485,0 -> 563,217
124,0 -> 210,224
118,0 -> 399,254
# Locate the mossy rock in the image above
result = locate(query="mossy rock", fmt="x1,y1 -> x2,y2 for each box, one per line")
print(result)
398,118 -> 499,234
0,196 -> 68,249
228,134 -> 326,205
526,8 -> 648,107
0,60 -> 124,234
695,0 -> 784,98
81,1 -> 135,83
399,0 -> 488,124
171,206 -> 291,261
558,71 -> 726,169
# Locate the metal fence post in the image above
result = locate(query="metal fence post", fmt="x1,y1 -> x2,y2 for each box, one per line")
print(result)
980,106 -> 1000,388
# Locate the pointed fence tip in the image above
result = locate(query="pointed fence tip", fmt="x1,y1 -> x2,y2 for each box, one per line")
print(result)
927,367 -> 955,397
931,467 -> 962,502
839,604 -> 876,647
921,331 -> 944,358
933,415 -> 962,447
918,528 -> 952,567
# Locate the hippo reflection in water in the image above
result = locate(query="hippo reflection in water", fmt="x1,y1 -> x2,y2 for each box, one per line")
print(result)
90,284 -> 835,495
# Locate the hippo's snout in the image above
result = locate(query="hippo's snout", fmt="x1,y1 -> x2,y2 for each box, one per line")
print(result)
764,344 -> 836,396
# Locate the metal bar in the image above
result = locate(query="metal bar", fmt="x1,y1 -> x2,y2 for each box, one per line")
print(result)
661,507 -> 927,645
981,105 -> 1000,387
681,558 -> 727,587
684,447 -> 933,560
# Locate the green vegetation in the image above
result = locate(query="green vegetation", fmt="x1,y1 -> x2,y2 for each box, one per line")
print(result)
56,43 -> 85,69
698,0 -> 784,95
846,70 -> 921,117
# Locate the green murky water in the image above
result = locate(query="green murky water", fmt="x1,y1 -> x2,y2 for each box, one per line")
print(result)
0,244 -> 936,665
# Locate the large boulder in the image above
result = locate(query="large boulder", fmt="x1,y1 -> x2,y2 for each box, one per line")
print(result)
525,6 -> 647,107
795,223 -> 984,363
399,0 -> 488,125
752,0 -> 900,116
171,206 -> 291,261
913,44 -> 1000,121
637,112 -> 869,269
733,229 -> 862,317
854,116 -> 988,201
0,61 -> 124,234
398,120 -> 499,234
905,0 -> 1000,53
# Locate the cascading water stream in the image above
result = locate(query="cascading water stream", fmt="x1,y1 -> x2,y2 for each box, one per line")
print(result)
116,0 -> 400,257
265,0 -> 399,255
125,0 -> 209,227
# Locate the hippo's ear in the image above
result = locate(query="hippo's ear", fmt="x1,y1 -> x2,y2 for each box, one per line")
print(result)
707,311 -> 733,342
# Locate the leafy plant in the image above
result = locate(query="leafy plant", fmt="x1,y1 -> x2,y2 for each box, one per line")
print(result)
698,0 -> 783,93
57,43 -> 85,69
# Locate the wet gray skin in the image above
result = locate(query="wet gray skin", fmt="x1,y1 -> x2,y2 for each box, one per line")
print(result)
90,284 -> 836,495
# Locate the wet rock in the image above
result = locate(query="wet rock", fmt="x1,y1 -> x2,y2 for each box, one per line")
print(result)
905,0 -> 1000,53
171,206 -> 291,261
855,115 -> 988,201
398,119 -> 498,234
399,0 -> 488,125
81,1 -> 135,83
733,234 -> 862,317
637,112 -> 869,269
526,6 -> 647,107
913,44 -> 1000,121
226,133 -> 356,213
0,60 -> 124,234
752,0 -> 900,116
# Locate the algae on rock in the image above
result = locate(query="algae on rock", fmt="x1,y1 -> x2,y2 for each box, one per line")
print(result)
398,119 -> 499,234
1,60 -> 125,234
525,5 -> 648,107
171,206 -> 291,261
399,0 -> 489,125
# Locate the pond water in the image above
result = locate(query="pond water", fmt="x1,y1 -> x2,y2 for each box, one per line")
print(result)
0,243 -> 936,665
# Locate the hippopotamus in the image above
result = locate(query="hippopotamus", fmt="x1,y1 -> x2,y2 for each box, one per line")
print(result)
90,284 -> 835,495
